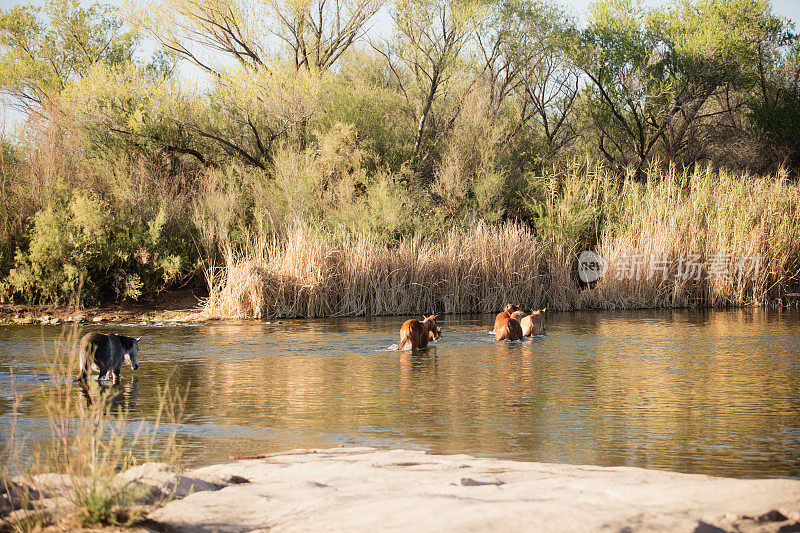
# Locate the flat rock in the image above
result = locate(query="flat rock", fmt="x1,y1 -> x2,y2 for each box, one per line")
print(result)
115,462 -> 222,501
13,472 -> 74,498
147,447 -> 800,532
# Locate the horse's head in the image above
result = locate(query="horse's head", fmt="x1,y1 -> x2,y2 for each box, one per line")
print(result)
125,337 -> 140,371
503,303 -> 520,314
428,326 -> 443,341
422,314 -> 439,336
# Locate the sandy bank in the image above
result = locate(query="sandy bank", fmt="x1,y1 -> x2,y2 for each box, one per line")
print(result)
144,447 -> 800,532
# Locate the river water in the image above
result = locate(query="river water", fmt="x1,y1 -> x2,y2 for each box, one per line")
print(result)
1,308 -> 799,479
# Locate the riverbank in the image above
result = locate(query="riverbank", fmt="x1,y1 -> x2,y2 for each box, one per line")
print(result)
8,447 -> 799,532
6,167 -> 799,319
1,295 -> 799,327
0,290 -> 207,325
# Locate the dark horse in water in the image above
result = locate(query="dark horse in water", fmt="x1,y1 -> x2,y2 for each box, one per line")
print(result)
77,332 -> 140,385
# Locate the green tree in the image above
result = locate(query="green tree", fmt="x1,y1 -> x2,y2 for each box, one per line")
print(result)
475,0 -> 580,161
0,0 -> 136,115
748,16 -> 800,169
378,0 -> 480,169
659,0 -> 789,167
578,0 -> 788,177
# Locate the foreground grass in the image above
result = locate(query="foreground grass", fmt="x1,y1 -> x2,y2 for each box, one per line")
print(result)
207,165 -> 800,318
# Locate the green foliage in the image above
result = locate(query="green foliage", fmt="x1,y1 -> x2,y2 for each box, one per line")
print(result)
0,0 -> 799,306
9,194 -> 112,303
0,140 -> 24,282
4,180 -> 195,304
578,0 -> 793,173
520,164 -> 604,257
0,0 -> 137,112
80,484 -> 115,524
74,478 -> 151,526
270,124 -> 427,240
317,51 -> 416,171
748,25 -> 800,168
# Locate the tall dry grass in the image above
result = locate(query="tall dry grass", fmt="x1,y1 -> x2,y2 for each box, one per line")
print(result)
206,221 -> 557,318
582,165 -> 800,308
206,164 -> 800,318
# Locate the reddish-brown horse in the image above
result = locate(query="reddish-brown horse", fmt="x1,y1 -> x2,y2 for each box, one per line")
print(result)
495,315 -> 523,341
398,315 -> 440,350
493,304 -> 520,332
494,304 -> 523,341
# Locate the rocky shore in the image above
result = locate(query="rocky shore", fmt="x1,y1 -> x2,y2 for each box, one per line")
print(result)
6,447 -> 799,532
0,290 -> 207,326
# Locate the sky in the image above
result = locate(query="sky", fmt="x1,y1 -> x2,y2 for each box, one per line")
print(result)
565,0 -> 800,22
1,0 -> 800,131
1,0 -> 798,20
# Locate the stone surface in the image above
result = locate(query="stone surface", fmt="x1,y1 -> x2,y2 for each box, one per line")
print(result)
114,462 -> 223,501
2,464 -> 226,529
147,447 -> 800,532
13,473 -> 74,498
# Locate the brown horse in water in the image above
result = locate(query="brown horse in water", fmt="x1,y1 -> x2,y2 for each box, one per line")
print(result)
495,315 -> 523,341
520,308 -> 547,336
494,304 -> 523,341
398,315 -> 440,350
494,304 -> 520,332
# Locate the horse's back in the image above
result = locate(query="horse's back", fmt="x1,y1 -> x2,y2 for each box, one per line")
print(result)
79,332 -> 122,370
495,317 -> 522,341
399,319 -> 428,349
80,331 -> 106,350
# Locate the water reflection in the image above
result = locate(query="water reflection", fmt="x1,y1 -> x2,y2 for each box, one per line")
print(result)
0,308 -> 798,479
78,378 -> 139,413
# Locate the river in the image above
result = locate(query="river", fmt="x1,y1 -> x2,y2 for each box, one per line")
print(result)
1,308 -> 799,478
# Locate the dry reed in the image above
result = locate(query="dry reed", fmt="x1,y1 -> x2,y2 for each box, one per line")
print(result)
206,221 -> 554,318
582,166 -> 800,308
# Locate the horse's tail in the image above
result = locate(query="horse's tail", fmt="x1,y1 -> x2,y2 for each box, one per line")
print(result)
77,340 -> 96,382
397,332 -> 409,350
